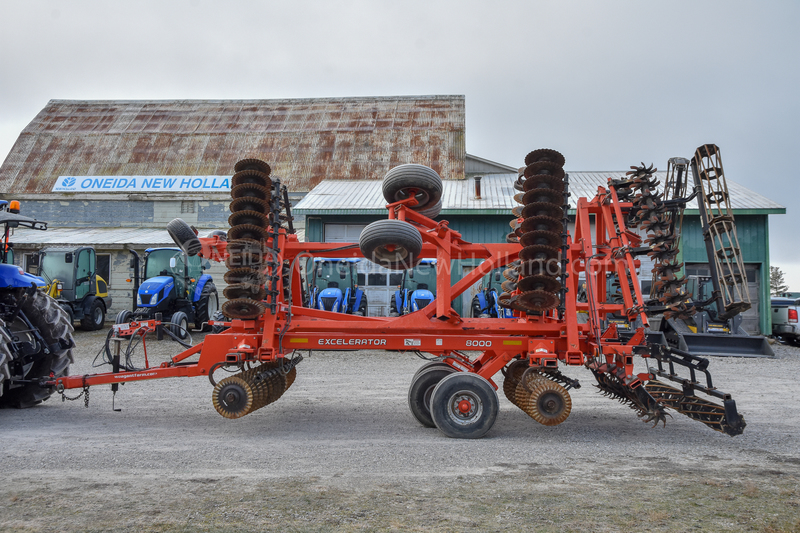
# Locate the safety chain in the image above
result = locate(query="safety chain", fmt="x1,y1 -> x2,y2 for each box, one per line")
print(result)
58,385 -> 90,407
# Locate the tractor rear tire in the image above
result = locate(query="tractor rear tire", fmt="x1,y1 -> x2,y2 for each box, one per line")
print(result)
408,365 -> 457,428
210,310 -> 229,334
0,292 -> 74,408
170,311 -> 189,340
194,286 -> 219,331
167,218 -> 202,256
0,326 -> 13,400
382,164 -> 443,210
430,372 -> 499,439
80,299 -> 105,331
359,220 -> 423,271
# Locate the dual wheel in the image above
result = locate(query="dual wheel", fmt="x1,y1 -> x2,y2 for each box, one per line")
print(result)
408,362 -> 499,439
359,164 -> 442,270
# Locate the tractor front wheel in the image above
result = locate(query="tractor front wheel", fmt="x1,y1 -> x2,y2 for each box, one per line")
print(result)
170,311 -> 189,340
80,299 -> 105,331
430,372 -> 499,439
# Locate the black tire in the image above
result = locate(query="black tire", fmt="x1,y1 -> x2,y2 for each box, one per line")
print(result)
210,310 -> 229,334
416,199 -> 442,219
408,366 -> 457,428
115,309 -> 133,324
359,219 -> 423,270
430,372 -> 499,439
170,311 -> 189,340
0,326 -> 13,400
194,286 -> 219,331
0,291 -> 74,408
62,304 -> 75,325
382,164 -> 443,210
470,295 -> 483,318
353,293 -> 368,316
167,218 -> 202,256
80,299 -> 105,331
412,361 -> 453,379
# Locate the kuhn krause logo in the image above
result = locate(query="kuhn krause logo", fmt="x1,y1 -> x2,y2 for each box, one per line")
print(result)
52,175 -> 232,193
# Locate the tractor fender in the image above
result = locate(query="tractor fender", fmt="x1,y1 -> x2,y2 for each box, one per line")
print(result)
192,274 -> 214,302
475,292 -> 488,312
0,264 -> 46,288
343,287 -> 351,314
80,295 -> 106,315
351,289 -> 363,313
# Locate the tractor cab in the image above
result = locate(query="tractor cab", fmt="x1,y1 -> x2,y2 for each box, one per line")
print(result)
38,246 -> 111,330
306,258 -> 367,315
390,259 -> 437,316
471,267 -> 513,318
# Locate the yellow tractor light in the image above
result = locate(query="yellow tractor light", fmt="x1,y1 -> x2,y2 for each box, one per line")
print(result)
8,200 -> 20,213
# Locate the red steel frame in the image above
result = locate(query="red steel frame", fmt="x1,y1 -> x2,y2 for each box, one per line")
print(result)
52,187 -> 655,396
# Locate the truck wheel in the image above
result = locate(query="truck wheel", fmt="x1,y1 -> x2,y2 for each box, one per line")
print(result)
170,311 -> 189,340
430,372 -> 499,439
167,218 -> 202,256
408,366 -> 457,428
382,164 -> 443,210
0,292 -> 74,408
80,299 -> 105,331
359,220 -> 423,270
194,286 -> 219,331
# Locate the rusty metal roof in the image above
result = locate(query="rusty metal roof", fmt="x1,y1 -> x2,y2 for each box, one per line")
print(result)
0,96 -> 466,195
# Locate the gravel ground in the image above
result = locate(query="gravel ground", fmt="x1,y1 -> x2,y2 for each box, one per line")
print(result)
1,328 -> 799,532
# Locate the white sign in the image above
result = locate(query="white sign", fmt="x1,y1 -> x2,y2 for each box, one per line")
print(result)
53,176 -> 231,193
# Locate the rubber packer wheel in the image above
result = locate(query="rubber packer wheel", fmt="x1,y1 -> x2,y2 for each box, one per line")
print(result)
382,164 -> 443,210
167,218 -> 202,256
430,372 -> 499,439
359,219 -> 423,270
408,365 -> 456,428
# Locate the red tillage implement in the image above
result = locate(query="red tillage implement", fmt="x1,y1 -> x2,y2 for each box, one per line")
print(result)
50,152 -> 745,438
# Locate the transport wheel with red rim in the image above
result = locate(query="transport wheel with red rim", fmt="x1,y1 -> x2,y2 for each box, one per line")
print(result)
430,372 -> 499,439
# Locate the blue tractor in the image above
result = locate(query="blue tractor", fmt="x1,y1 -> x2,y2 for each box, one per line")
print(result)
116,246 -> 219,337
389,259 -> 437,316
307,258 -> 367,315
471,268 -> 514,318
0,203 -> 75,408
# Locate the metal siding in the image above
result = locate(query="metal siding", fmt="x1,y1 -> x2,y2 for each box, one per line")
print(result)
1,96 -> 466,195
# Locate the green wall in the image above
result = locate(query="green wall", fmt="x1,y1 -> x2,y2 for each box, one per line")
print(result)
304,212 -> 772,333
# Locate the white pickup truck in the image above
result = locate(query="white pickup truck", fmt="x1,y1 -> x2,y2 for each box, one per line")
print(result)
771,295 -> 800,345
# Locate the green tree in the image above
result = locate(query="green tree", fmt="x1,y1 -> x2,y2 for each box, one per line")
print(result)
770,265 -> 790,296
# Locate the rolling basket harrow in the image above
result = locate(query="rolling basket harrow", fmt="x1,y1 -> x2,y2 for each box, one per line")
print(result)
46,150 -> 746,439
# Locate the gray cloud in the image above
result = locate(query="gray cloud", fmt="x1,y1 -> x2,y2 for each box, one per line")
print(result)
2,0 -> 798,283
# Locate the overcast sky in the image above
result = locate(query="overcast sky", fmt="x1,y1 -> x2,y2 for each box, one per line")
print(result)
2,0 -> 799,286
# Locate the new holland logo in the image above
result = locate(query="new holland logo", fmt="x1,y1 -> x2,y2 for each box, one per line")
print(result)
62,177 -> 76,188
